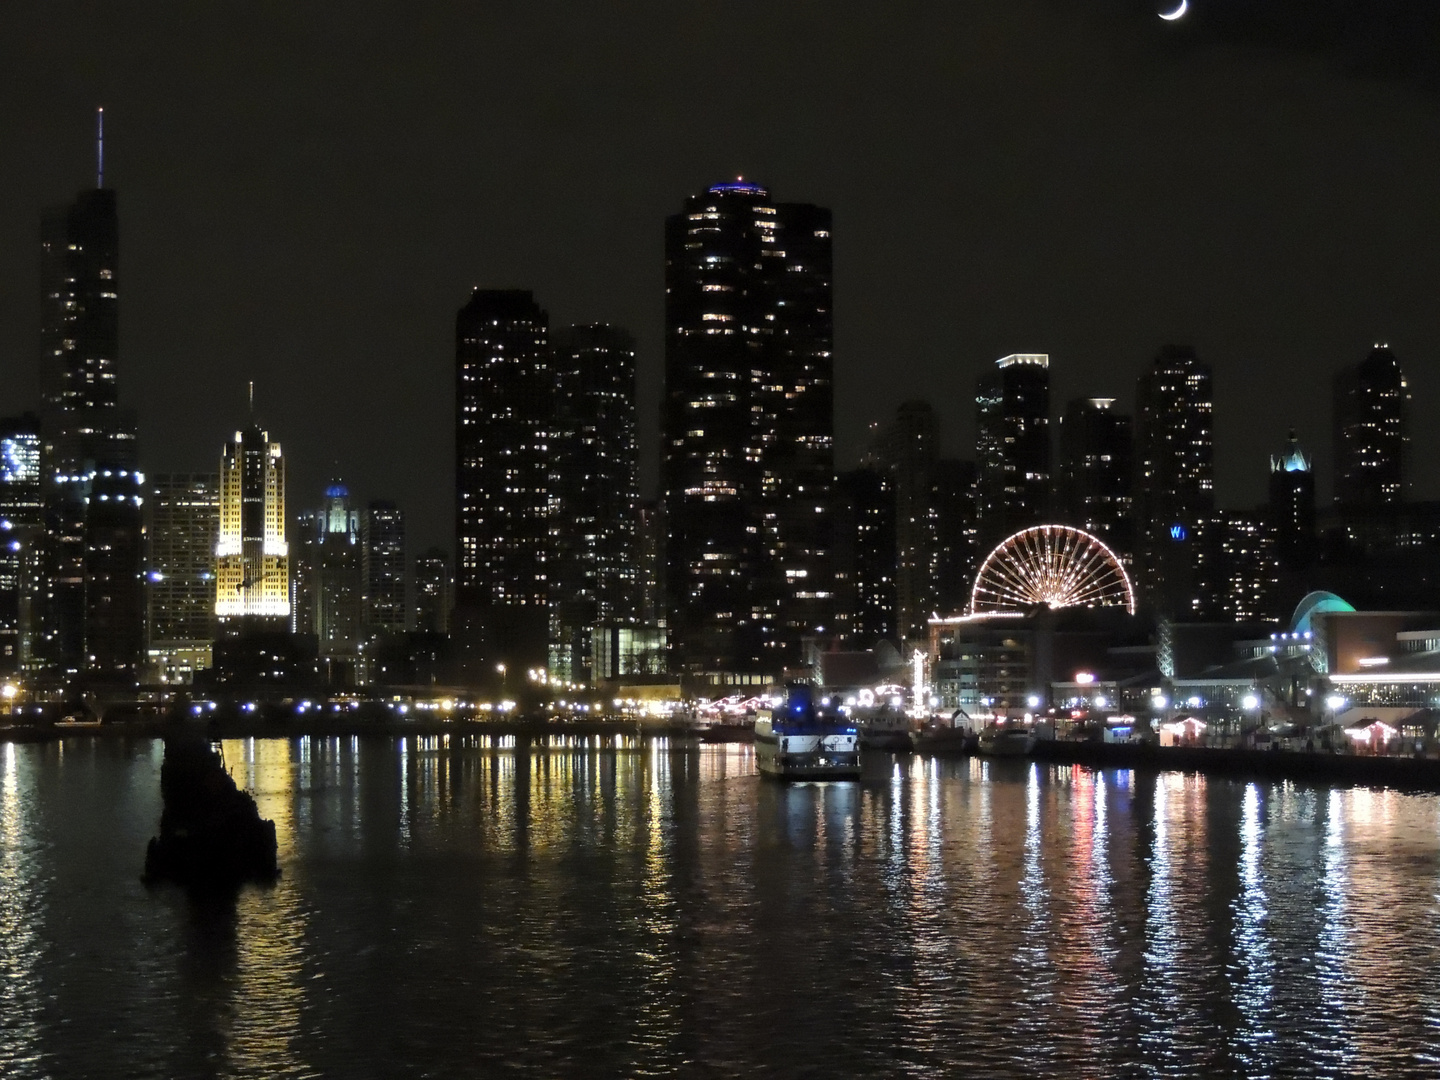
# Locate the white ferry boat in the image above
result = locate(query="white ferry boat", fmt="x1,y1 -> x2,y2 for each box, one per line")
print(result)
754,685 -> 861,781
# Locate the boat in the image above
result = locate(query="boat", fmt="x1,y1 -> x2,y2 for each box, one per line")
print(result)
976,722 -> 1035,757
857,705 -> 916,751
754,683 -> 861,780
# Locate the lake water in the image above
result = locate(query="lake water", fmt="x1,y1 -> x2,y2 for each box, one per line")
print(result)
1,735 -> 1439,1078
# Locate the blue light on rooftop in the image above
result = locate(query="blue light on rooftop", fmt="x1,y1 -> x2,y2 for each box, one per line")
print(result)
708,180 -> 767,196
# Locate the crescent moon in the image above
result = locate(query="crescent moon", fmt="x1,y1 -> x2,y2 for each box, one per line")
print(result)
1159,0 -> 1187,19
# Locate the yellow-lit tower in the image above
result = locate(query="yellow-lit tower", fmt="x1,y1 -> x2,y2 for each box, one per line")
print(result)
215,426 -> 289,623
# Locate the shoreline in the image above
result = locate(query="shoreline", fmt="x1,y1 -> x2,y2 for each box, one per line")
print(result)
7,718 -> 1440,792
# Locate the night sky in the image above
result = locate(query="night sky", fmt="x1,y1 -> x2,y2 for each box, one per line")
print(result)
3,2 -> 1439,552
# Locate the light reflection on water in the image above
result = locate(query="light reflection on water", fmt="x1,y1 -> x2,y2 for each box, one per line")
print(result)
0,738 -> 1439,1077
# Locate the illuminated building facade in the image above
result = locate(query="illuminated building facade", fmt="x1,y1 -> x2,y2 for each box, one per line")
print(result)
292,484 -> 363,682
662,181 -> 834,679
1334,344 -> 1409,509
976,353 -> 1051,553
930,457 -> 979,615
863,401 -> 937,643
549,323 -> 640,681
0,415 -> 43,674
1219,511 -> 1279,623
1269,431 -> 1316,573
454,289 -> 551,676
38,182 -> 143,676
1135,345 -> 1216,617
413,547 -> 452,634
833,468 -> 897,645
145,473 -> 219,681
362,501 -> 407,633
215,426 -> 289,626
1057,397 -> 1134,562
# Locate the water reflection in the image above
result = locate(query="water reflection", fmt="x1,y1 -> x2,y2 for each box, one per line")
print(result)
3,741 -> 1440,1076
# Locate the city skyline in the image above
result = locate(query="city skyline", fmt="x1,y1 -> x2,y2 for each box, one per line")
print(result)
4,6 -> 1440,553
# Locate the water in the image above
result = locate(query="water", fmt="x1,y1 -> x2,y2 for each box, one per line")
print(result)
2,736 -> 1440,1078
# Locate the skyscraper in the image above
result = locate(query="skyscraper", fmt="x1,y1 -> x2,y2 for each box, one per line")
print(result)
292,483 -> 363,681
0,416 -> 43,675
862,401 -> 937,643
1334,344 -> 1409,509
833,468 -> 897,644
454,289 -> 551,677
1269,431 -> 1316,573
976,354 -> 1051,553
549,324 -> 640,681
413,547 -> 453,635
1057,397 -> 1134,561
1134,345 -> 1215,617
38,170 -> 142,678
662,181 -> 834,678
930,458 -> 979,614
215,426 -> 289,628
362,501 -> 407,635
145,473 -> 219,682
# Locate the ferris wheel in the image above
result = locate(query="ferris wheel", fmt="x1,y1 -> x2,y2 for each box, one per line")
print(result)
970,525 -> 1135,616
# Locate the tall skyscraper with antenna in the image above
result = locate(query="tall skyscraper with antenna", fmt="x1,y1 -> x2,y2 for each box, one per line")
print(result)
37,110 -> 143,678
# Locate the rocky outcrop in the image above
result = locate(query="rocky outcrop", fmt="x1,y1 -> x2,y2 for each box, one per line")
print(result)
144,738 -> 279,890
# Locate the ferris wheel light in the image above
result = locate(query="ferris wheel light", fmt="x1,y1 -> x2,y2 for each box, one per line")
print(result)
969,525 -> 1136,616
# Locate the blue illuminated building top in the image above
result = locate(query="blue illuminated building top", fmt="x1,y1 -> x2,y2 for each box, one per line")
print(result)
325,483 -> 349,499
708,180 -> 768,196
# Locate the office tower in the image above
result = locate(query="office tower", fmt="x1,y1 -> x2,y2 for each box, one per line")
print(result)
362,501 -> 407,634
38,175 -> 142,677
1134,345 -> 1216,617
550,324 -> 640,680
976,354 -> 1051,553
292,484 -> 363,682
930,458 -> 979,613
454,289 -> 551,676
215,425 -> 289,627
1057,397 -> 1135,561
145,473 -> 219,682
862,401 -> 938,642
413,547 -> 452,635
662,181 -> 834,678
0,416 -> 43,674
1334,344 -> 1409,508
833,468 -> 897,644
1269,431 -> 1316,573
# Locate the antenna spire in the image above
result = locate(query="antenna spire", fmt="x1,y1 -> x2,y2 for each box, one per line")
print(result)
248,381 -> 255,417
96,107 -> 104,188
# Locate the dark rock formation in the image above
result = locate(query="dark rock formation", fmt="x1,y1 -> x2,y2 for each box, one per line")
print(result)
144,738 -> 279,890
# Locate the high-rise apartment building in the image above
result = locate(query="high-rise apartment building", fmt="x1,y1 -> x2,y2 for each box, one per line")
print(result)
38,177 -> 142,678
550,324 -> 640,680
413,548 -> 453,635
1134,345 -> 1216,617
862,401 -> 937,643
1334,344 -> 1409,509
362,500 -> 407,634
930,458 -> 979,614
454,289 -> 551,676
0,416 -> 43,675
833,468 -> 897,644
662,181 -> 834,679
976,354 -> 1051,554
145,473 -> 219,681
215,426 -> 289,627
1057,397 -> 1134,561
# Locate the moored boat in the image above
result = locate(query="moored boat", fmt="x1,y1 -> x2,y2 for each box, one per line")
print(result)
857,706 -> 916,751
754,684 -> 861,780
976,722 -> 1035,757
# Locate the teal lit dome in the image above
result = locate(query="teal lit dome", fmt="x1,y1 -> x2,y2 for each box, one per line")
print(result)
1291,591 -> 1354,635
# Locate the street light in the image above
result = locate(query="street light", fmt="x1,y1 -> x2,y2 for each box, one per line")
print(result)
1242,692 -> 1260,711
